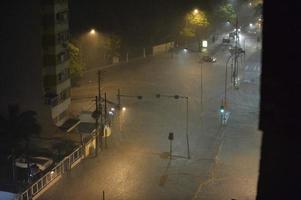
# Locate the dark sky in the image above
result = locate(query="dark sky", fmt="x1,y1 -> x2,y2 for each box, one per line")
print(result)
69,0 -> 223,45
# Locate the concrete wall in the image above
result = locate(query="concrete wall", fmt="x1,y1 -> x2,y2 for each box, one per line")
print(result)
152,42 -> 174,55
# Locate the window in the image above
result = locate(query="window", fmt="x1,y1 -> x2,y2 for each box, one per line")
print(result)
59,88 -> 70,101
56,11 -> 68,24
58,110 -> 67,121
56,51 -> 69,64
57,68 -> 70,82
57,31 -> 69,44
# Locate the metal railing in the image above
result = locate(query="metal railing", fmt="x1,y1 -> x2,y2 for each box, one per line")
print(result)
19,140 -> 90,200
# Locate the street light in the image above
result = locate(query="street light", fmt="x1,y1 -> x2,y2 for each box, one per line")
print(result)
225,55 -> 234,108
156,94 -> 191,159
122,107 -> 126,111
193,9 -> 199,15
90,28 -> 96,35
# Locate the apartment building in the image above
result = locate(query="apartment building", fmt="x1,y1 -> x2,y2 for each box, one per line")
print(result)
41,0 -> 71,126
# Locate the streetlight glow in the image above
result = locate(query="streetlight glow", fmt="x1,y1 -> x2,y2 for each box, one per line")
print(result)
111,107 -> 115,111
90,29 -> 96,34
122,107 -> 126,111
193,9 -> 199,15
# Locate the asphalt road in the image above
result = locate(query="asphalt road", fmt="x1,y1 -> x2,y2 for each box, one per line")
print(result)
40,33 -> 262,200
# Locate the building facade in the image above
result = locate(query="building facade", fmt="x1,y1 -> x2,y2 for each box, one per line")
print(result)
41,0 -> 71,126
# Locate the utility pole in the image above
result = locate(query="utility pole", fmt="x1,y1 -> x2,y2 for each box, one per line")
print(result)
185,97 -> 191,159
168,132 -> 174,160
94,96 -> 99,156
117,88 -> 121,109
225,55 -> 234,108
104,92 -> 108,149
233,17 -> 239,88
98,70 -> 103,149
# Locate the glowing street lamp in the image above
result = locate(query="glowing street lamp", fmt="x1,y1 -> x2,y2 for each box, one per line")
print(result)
122,107 -> 126,111
90,29 -> 96,35
193,9 -> 199,15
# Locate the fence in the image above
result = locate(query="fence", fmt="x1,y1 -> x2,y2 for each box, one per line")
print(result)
152,42 -> 174,55
18,137 -> 94,200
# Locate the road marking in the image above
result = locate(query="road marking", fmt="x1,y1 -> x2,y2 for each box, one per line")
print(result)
192,127 -> 227,200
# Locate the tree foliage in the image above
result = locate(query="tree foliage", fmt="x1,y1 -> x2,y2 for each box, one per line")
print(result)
251,0 -> 263,6
104,34 -> 121,59
0,105 -> 41,146
0,105 -> 41,182
68,42 -> 85,84
215,3 -> 236,24
186,11 -> 209,27
180,9 -> 209,38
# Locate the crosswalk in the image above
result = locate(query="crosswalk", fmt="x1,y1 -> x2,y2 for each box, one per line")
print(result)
240,63 -> 261,83
244,64 -> 261,73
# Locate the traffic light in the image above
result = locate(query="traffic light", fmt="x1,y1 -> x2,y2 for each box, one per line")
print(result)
220,105 -> 225,113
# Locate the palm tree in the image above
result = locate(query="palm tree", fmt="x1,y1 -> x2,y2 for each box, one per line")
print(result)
0,105 -> 41,183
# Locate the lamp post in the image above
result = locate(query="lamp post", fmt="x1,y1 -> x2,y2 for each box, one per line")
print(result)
156,94 -> 191,159
92,96 -> 100,155
116,89 -> 143,133
225,55 -> 234,108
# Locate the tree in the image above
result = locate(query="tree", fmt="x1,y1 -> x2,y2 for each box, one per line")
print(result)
0,105 -> 41,182
253,2 -> 263,18
104,34 -> 121,61
68,42 -> 85,86
180,9 -> 209,39
250,0 -> 263,6
215,3 -> 236,24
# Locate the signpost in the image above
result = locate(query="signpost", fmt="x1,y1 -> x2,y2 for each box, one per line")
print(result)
168,132 -> 174,160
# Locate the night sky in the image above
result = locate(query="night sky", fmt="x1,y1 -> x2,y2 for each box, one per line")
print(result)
69,0 -> 223,46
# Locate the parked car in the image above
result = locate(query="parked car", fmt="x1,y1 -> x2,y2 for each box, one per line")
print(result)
30,156 -> 53,171
15,156 -> 53,172
202,55 -> 217,63
222,38 -> 231,44
15,157 -> 41,177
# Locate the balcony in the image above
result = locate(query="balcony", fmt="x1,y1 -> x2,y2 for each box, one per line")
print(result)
51,97 -> 71,119
45,93 -> 59,107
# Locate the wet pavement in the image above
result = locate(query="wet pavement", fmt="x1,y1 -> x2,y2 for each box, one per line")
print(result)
39,33 -> 261,200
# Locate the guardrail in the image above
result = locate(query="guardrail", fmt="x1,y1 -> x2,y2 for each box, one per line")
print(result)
19,139 -> 91,200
